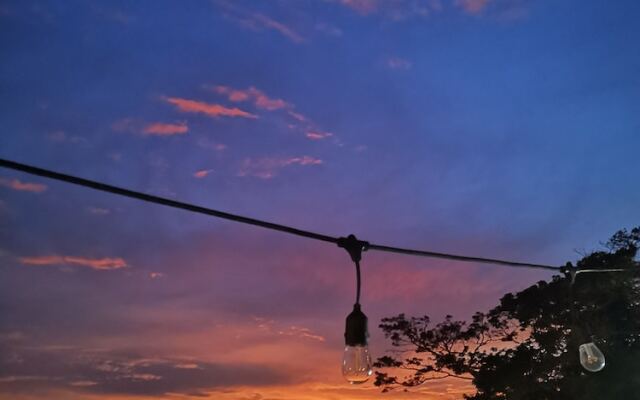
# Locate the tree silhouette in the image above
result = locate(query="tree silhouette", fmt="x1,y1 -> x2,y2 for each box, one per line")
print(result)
375,228 -> 640,399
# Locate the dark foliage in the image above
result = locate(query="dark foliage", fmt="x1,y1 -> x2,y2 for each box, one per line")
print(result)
375,227 -> 640,399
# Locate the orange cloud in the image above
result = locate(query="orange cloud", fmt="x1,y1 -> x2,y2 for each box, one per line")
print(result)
194,169 -> 214,178
165,97 -> 257,119
456,0 -> 491,14
238,156 -> 323,179
306,131 -> 333,140
142,122 -> 188,136
0,177 -> 47,193
19,255 -> 127,270
213,86 -> 290,111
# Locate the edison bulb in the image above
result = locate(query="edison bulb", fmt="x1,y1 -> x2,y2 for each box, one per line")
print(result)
342,344 -> 372,384
579,342 -> 605,372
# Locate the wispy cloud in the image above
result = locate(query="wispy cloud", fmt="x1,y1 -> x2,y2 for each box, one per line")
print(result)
196,138 -> 227,152
142,122 -> 189,136
217,1 -> 304,43
87,207 -> 110,215
0,177 -> 47,193
315,22 -> 343,37
386,56 -> 412,70
48,130 -> 88,144
165,97 -> 257,119
455,0 -> 491,14
335,0 -> 434,20
213,86 -> 290,111
208,84 -> 338,143
305,131 -> 333,140
149,272 -> 165,279
19,255 -> 127,271
253,317 -> 325,342
193,169 -> 214,179
238,156 -> 323,179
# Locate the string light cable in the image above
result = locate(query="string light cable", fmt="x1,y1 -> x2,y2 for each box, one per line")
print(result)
0,157 -> 589,273
1,157 -> 637,382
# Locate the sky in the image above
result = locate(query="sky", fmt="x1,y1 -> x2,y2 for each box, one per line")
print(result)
1,0 -> 639,399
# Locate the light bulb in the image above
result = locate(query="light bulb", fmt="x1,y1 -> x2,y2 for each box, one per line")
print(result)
343,304 -> 372,384
342,344 -> 372,384
579,342 -> 605,372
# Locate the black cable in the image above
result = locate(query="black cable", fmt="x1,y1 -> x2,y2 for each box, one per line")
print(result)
0,158 -> 338,244
367,244 -> 560,271
355,260 -> 361,305
0,158 -> 564,272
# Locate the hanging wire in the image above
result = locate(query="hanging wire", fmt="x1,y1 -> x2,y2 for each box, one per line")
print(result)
0,158 -> 632,275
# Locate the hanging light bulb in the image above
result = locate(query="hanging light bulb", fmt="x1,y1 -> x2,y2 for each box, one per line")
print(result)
342,304 -> 372,384
579,342 -> 605,372
338,235 -> 372,384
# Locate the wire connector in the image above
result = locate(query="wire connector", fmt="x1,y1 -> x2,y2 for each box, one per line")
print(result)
338,234 -> 369,263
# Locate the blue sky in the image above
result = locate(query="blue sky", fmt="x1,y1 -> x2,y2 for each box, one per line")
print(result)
1,1 -> 639,399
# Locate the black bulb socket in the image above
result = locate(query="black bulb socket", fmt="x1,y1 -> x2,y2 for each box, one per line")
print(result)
345,303 -> 368,346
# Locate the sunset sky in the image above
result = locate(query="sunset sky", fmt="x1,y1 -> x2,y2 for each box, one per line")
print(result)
1,0 -> 639,399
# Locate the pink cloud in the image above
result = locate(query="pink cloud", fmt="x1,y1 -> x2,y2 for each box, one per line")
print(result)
305,131 -> 333,140
0,177 -> 47,193
238,156 -> 323,179
143,122 -> 188,136
287,110 -> 308,123
213,86 -> 290,111
336,0 -> 434,20
19,255 -> 127,270
218,2 -> 304,43
251,13 -> 305,44
165,97 -> 257,119
387,56 -> 412,70
456,0 -> 491,14
193,169 -> 214,179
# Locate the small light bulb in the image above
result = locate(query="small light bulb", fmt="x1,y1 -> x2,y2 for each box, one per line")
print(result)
579,342 -> 605,372
343,304 -> 372,384
342,344 -> 372,384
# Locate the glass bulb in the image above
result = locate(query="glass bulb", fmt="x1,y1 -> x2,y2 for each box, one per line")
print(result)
342,345 -> 372,384
579,342 -> 605,372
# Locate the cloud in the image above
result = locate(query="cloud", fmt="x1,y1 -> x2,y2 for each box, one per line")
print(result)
335,0 -> 434,20
253,317 -> 325,342
315,22 -> 343,37
338,0 -> 379,15
165,97 -> 257,119
238,156 -> 323,179
217,1 -> 304,44
455,0 -> 491,14
0,348 -> 290,397
142,122 -> 189,136
19,255 -> 127,271
197,138 -> 227,152
193,169 -> 214,179
213,86 -> 290,111
149,272 -> 165,279
86,207 -> 110,215
305,131 -> 333,140
0,177 -> 47,193
47,130 -> 88,144
386,56 -> 412,70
